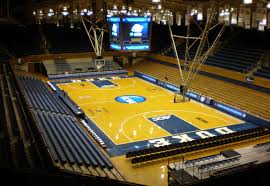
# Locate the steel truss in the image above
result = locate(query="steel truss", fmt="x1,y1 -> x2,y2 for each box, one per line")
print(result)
81,16 -> 104,58
169,2 -> 228,102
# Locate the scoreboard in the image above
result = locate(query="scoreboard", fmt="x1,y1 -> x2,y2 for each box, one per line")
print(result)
108,16 -> 152,51
108,17 -> 121,50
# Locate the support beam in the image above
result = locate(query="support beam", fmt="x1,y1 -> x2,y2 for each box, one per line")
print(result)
169,1 -> 226,103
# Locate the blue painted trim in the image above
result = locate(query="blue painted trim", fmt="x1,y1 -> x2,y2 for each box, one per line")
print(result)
49,75 -> 268,157
122,17 -> 151,23
147,57 -> 270,94
135,71 -> 270,128
48,70 -> 128,80
148,115 -> 199,134
115,95 -> 146,104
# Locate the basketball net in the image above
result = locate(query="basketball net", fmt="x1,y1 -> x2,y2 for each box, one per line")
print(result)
96,64 -> 103,71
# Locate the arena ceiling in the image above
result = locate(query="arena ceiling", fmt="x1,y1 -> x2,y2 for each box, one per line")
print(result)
31,0 -> 244,13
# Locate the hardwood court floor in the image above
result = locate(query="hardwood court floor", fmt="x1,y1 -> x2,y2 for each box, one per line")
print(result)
56,77 -> 243,146
55,76 -> 270,186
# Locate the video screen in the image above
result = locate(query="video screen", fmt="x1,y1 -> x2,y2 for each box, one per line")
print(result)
107,16 -> 151,51
122,17 -> 151,51
108,17 -> 121,50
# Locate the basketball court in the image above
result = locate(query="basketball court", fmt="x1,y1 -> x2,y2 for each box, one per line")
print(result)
55,76 -> 257,156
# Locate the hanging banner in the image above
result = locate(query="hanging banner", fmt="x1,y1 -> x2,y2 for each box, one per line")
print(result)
244,7 -> 251,29
231,8 -> 238,25
176,13 -> 181,26
258,8 -> 267,31
156,13 -> 161,24
256,3 -> 263,21
207,8 -> 212,22
238,5 -> 245,27
185,14 -> 190,26
218,7 -> 224,23
224,4 -> 230,25
268,12 -> 270,29
251,12 -> 258,28
197,8 -> 203,21
169,15 -> 173,26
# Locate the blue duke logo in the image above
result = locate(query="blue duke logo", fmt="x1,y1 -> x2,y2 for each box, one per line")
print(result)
115,95 -> 146,104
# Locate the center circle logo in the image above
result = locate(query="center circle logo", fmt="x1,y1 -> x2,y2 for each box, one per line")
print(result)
115,95 -> 146,104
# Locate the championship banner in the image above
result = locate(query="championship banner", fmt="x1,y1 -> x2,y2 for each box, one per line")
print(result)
197,7 -> 203,21
244,7 -> 251,29
176,13 -> 181,26
168,14 -> 173,26
185,14 -> 190,26
258,8 -> 267,31
231,8 -> 238,25
238,5 -> 245,27
207,8 -> 212,22
251,12 -> 258,28
260,8 -> 267,26
156,13 -> 161,24
218,7 -> 224,23
256,3 -> 263,21
224,4 -> 230,25
268,12 -> 270,29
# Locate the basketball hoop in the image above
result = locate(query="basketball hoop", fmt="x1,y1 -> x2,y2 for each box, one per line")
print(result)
95,59 -> 105,71
96,64 -> 103,71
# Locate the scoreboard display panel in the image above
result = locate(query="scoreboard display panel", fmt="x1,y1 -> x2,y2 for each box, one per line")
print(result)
122,17 -> 151,51
108,17 -> 121,50
107,16 -> 152,51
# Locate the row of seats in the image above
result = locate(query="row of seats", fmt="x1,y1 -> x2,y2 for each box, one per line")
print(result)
205,47 -> 264,73
254,141 -> 270,148
253,65 -> 270,80
48,69 -> 128,80
128,127 -> 269,164
0,61 -> 45,169
33,111 -> 113,168
184,154 -> 220,168
42,24 -> 93,54
127,127 -> 264,159
164,28 -> 269,73
198,156 -> 240,171
14,68 -> 125,180
0,24 -> 106,57
16,76 -> 71,115
58,92 -> 84,116
54,59 -> 72,72
132,61 -> 270,120
0,24 -> 45,57
0,49 -> 10,60
80,119 -> 106,148
203,28 -> 270,73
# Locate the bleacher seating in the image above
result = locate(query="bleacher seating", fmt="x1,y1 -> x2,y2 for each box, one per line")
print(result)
14,71 -> 124,180
0,61 -> 45,169
42,24 -> 93,53
127,127 -> 269,164
132,61 -> 270,121
205,47 -> 264,73
0,49 -> 10,60
164,27 -> 269,73
151,23 -> 173,53
204,29 -> 270,73
0,24 -> 44,57
33,111 -> 113,168
0,23 -> 110,57
253,65 -> 270,80
165,24 -> 229,59
42,59 -> 126,79
16,76 -> 72,115
48,69 -> 128,80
